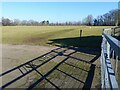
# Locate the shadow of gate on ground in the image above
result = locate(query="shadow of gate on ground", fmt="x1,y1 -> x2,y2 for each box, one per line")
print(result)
1,46 -> 100,89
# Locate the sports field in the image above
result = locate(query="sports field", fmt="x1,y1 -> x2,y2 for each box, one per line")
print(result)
1,26 -> 113,48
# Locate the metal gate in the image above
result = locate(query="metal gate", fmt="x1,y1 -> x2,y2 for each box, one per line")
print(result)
101,27 -> 120,89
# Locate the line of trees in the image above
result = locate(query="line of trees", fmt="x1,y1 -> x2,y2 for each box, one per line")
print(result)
1,18 -> 50,26
82,9 -> 120,26
1,17 -> 82,26
93,9 -> 120,26
1,9 -> 120,26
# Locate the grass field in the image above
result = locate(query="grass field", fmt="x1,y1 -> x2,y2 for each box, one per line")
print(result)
1,26 -> 114,48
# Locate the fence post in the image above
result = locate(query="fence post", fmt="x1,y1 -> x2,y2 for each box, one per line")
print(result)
80,30 -> 82,37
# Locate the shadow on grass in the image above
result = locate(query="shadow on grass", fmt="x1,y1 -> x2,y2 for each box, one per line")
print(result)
48,36 -> 102,63
48,36 -> 102,49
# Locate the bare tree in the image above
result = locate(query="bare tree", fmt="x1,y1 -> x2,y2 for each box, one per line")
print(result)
83,15 -> 93,26
13,19 -> 20,25
2,17 -> 11,26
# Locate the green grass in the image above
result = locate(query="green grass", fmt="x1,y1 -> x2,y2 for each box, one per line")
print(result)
1,26 -> 114,48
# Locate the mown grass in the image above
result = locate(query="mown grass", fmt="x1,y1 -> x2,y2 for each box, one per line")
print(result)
1,26 -> 114,48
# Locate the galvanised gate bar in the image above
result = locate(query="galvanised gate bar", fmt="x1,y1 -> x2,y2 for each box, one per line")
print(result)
101,26 -> 120,89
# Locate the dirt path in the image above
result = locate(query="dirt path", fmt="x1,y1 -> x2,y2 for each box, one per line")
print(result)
2,44 -> 56,72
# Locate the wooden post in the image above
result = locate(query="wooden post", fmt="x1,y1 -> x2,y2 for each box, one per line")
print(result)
80,30 -> 82,37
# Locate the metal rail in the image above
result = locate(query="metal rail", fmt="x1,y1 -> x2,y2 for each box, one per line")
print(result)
101,27 -> 120,89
